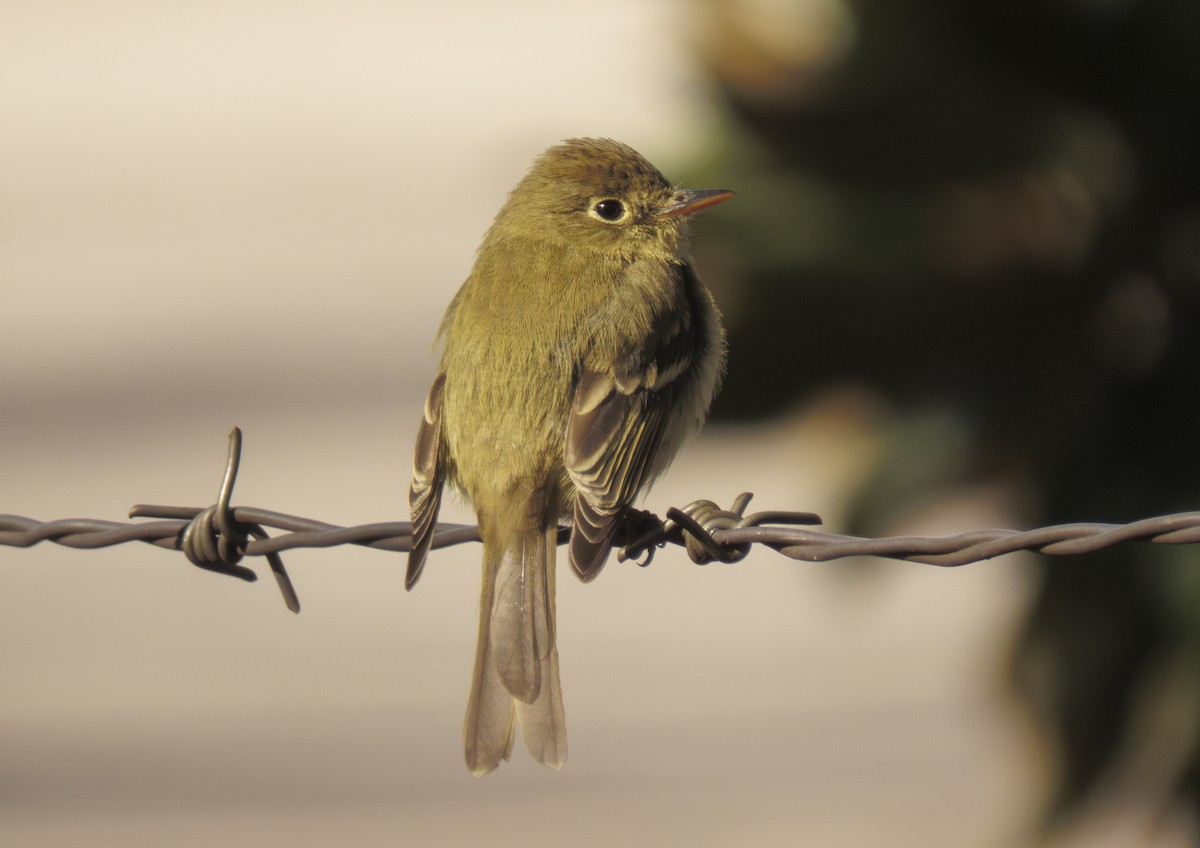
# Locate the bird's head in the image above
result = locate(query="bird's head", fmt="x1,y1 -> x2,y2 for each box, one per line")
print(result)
493,137 -> 733,262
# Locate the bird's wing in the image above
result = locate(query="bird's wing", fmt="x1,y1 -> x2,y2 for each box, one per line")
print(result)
564,266 -> 700,582
407,371 -> 447,589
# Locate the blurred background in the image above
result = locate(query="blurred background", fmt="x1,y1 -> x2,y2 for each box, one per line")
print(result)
3,1 -> 1199,845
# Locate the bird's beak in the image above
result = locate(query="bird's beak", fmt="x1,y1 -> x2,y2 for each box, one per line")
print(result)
658,188 -> 735,219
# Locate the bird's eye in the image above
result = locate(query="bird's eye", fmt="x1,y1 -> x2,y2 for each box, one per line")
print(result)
591,199 -> 626,222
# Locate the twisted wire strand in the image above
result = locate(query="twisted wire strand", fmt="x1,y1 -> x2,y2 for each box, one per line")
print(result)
4,428 -> 1200,612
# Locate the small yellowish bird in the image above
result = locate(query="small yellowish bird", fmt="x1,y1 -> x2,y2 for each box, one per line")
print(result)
407,138 -> 731,775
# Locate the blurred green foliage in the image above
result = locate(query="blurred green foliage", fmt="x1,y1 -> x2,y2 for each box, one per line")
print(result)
689,0 -> 1200,831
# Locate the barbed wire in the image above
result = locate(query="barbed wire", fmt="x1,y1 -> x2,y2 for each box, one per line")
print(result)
4,427 -> 1200,614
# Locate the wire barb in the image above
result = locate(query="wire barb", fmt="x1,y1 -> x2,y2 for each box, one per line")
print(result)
128,428 -> 300,613
618,493 -> 823,565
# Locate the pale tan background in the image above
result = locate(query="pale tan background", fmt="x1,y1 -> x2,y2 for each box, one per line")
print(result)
0,2 -> 1170,845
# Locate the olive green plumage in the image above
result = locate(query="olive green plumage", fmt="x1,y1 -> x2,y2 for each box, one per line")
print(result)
408,137 -> 731,775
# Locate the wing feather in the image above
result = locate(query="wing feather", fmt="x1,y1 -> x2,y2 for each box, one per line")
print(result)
564,264 -> 701,581
407,372 -> 447,589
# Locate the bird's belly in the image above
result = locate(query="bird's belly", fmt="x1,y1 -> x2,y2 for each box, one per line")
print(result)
441,355 -> 574,516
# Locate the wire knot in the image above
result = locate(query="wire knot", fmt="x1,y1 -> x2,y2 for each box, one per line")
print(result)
618,493 -> 821,567
179,501 -> 254,579
671,496 -> 756,564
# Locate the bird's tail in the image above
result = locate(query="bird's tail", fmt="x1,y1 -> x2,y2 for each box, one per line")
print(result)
464,515 -> 566,776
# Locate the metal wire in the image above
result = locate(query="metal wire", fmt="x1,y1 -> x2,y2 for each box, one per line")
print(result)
4,427 -> 1200,613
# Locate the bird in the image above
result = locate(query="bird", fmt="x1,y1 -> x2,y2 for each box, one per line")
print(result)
406,137 -> 731,775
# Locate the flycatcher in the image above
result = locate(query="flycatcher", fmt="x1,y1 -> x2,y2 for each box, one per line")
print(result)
407,138 -> 731,775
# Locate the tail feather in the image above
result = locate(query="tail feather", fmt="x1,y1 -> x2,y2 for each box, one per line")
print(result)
490,532 -> 542,702
463,556 -> 516,776
464,524 -> 566,775
516,641 -> 566,769
463,652 -> 517,776
517,527 -> 565,768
